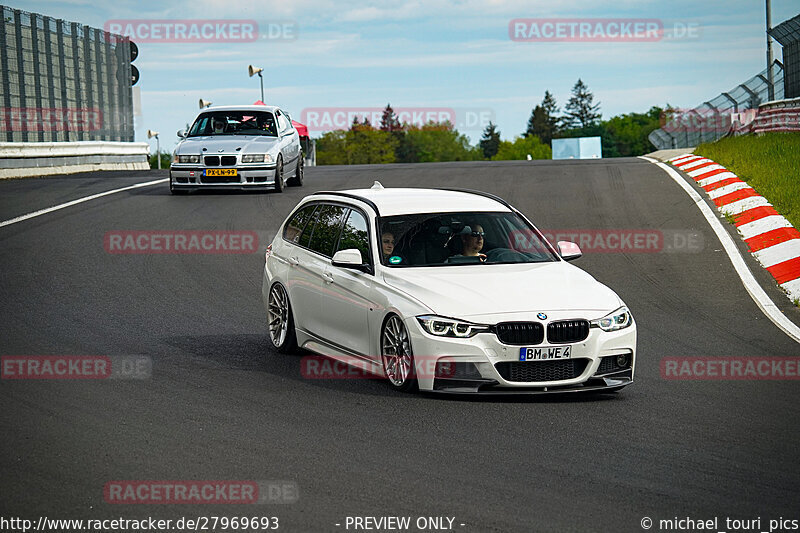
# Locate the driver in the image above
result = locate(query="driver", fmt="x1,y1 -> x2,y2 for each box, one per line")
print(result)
450,223 -> 487,262
212,117 -> 227,134
462,224 -> 486,260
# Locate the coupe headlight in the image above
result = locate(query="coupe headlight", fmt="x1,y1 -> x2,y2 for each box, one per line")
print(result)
417,315 -> 490,338
177,155 -> 200,164
242,154 -> 265,163
590,307 -> 632,332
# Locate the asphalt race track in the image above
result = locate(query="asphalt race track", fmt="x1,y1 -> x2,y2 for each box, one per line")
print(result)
2,159 -> 799,533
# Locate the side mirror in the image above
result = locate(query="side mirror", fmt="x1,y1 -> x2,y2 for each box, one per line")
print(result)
331,249 -> 371,273
558,241 -> 582,261
177,129 -> 186,138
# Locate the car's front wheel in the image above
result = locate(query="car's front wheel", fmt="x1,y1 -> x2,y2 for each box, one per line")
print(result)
268,283 -> 297,353
381,315 -> 416,392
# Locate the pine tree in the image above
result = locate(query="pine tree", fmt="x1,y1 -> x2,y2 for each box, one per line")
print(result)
479,122 -> 501,159
380,104 -> 400,132
562,79 -> 601,129
524,90 -> 560,146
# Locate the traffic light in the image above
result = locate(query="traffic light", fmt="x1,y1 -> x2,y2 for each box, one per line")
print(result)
130,41 -> 139,86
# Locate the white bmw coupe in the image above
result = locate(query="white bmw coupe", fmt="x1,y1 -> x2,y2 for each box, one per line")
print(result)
262,183 -> 636,394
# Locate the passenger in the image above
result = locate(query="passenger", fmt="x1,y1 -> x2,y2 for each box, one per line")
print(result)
381,232 -> 395,260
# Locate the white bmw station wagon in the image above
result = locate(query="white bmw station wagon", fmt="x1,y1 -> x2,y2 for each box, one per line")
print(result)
262,184 -> 636,394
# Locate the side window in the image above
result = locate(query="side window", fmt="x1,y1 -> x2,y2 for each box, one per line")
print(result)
276,111 -> 289,133
298,206 -> 320,248
307,205 -> 347,257
336,209 -> 370,263
283,204 -> 316,243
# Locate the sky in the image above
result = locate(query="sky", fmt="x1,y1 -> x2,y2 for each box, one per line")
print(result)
11,0 -> 800,153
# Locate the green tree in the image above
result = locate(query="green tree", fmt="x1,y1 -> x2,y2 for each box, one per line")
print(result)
479,122 -> 501,159
316,121 -> 396,165
345,119 -> 396,164
525,90 -> 559,145
562,79 -> 601,129
316,130 -> 348,165
380,104 -> 401,132
492,135 -> 552,160
602,106 -> 663,156
402,122 -> 481,163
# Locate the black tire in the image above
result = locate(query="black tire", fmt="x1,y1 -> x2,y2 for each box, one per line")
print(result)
267,283 -> 297,354
287,155 -> 303,187
273,156 -> 284,193
380,314 -> 417,392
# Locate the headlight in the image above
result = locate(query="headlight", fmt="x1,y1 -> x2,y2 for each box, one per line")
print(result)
590,307 -> 632,332
242,154 -> 265,163
417,315 -> 490,338
177,155 -> 200,164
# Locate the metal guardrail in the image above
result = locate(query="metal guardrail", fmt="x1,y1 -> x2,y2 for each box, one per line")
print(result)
0,141 -> 149,178
648,62 -> 785,149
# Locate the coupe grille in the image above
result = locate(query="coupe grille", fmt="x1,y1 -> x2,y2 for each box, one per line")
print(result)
221,155 -> 237,166
495,359 -> 589,383
494,322 -> 544,345
547,319 -> 590,343
204,156 -> 219,166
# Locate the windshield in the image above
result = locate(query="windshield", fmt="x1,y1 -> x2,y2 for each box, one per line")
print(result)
187,111 -> 278,137
379,211 -> 559,267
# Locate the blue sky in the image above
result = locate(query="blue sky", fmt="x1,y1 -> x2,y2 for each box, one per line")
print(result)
13,0 -> 800,152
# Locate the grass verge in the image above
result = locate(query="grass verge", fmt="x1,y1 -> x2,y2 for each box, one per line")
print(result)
695,133 -> 800,229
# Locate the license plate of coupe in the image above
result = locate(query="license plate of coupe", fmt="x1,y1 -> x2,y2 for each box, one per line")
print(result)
205,168 -> 237,177
520,345 -> 572,360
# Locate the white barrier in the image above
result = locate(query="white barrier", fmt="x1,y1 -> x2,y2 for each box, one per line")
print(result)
752,97 -> 800,134
0,141 -> 150,179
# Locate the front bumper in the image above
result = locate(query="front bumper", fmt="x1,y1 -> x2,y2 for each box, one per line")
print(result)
405,313 -> 636,394
170,165 -> 277,189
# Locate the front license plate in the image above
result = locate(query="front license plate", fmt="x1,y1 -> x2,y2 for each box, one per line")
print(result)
519,345 -> 572,361
205,168 -> 237,177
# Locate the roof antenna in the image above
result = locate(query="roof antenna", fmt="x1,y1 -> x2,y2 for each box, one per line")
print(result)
371,181 -> 384,190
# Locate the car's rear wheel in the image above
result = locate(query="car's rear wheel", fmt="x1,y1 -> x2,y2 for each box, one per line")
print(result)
381,315 -> 416,392
268,283 -> 297,353
288,155 -> 303,187
273,156 -> 284,193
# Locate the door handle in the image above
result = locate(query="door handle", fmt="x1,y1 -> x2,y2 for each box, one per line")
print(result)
288,256 -> 300,266
322,272 -> 334,284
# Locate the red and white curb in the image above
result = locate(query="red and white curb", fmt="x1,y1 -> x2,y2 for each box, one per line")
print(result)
667,153 -> 800,303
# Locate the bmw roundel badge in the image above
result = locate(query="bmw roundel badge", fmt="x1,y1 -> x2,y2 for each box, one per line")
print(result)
537,313 -> 547,320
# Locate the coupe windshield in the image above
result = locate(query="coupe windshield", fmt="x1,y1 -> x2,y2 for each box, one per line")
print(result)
379,211 -> 559,267
188,111 -> 278,137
